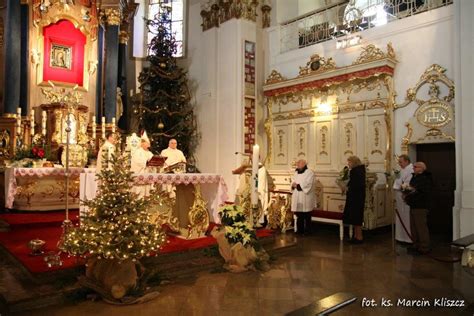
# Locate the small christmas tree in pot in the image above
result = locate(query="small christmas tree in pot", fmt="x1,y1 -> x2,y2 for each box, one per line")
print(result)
60,149 -> 167,303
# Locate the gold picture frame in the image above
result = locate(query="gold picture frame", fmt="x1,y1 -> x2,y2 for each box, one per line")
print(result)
50,44 -> 72,70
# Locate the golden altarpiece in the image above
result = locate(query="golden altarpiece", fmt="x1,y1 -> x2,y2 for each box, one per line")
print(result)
263,43 -> 397,230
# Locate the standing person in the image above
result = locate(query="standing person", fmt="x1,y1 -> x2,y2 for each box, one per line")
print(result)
291,160 -> 316,235
160,139 -> 186,170
96,132 -> 117,173
404,162 -> 433,254
343,156 -> 366,244
393,154 -> 414,243
130,132 -> 154,198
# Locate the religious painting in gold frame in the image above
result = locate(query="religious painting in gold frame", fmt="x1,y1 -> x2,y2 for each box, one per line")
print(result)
50,43 -> 72,70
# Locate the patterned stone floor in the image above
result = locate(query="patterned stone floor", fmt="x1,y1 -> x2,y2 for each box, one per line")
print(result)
9,228 -> 474,315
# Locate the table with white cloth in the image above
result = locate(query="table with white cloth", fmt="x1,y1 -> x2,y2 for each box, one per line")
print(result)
80,173 -> 229,236
3,167 -> 95,211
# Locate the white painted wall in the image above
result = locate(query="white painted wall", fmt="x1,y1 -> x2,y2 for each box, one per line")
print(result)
184,1 -> 259,200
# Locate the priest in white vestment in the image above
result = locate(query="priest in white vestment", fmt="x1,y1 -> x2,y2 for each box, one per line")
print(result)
131,132 -> 154,197
96,132 -> 117,173
291,159 -> 316,235
393,154 -> 414,243
161,139 -> 186,171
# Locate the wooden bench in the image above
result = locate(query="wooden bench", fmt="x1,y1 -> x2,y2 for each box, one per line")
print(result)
294,209 -> 352,240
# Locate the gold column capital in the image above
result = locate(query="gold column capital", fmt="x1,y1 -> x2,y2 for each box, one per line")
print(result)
119,30 -> 129,44
104,8 -> 122,26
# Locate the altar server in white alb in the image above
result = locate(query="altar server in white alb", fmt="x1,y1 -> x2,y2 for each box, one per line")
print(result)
131,131 -> 154,197
291,159 -> 316,235
393,154 -> 414,243
96,132 -> 117,173
161,139 -> 186,167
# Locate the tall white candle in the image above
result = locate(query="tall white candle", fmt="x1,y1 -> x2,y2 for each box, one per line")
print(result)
251,144 -> 259,207
41,111 -> 47,136
30,109 -> 35,134
92,116 -> 96,139
16,108 -> 21,133
101,116 -> 106,139
112,117 -> 116,133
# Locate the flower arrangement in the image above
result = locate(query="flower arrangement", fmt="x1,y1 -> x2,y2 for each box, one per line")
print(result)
337,166 -> 349,181
219,205 -> 256,246
13,145 -> 45,161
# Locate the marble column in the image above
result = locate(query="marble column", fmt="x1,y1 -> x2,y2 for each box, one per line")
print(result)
117,31 -> 129,130
103,9 -> 121,123
96,26 -> 105,124
453,0 -> 474,240
3,0 -> 21,115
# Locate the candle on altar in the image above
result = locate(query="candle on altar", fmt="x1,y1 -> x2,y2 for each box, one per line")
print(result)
30,109 -> 35,134
251,144 -> 259,207
101,116 -> 106,139
41,111 -> 47,136
16,108 -> 21,133
112,117 -> 116,133
92,116 -> 96,139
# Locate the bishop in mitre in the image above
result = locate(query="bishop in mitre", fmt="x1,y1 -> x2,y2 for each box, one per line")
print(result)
161,139 -> 186,172
96,132 -> 117,173
131,131 -> 154,197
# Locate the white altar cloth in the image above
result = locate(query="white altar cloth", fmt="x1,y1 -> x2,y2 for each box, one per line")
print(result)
80,173 -> 229,223
5,167 -> 95,209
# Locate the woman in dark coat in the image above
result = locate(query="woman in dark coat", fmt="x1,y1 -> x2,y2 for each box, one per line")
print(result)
343,155 -> 366,243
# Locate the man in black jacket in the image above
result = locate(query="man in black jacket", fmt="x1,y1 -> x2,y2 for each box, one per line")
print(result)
404,162 -> 433,254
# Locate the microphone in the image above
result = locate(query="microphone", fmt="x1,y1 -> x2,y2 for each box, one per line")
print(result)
235,151 -> 251,156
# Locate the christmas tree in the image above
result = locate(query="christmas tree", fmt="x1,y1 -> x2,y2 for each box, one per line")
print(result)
60,150 -> 167,261
134,4 -> 197,161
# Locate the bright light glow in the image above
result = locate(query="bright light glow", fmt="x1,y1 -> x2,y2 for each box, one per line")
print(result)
318,102 -> 332,114
372,5 -> 388,26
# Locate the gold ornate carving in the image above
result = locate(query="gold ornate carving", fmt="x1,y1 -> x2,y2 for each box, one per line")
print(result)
261,4 -> 272,28
105,8 -> 121,26
200,0 -> 259,31
344,123 -> 353,149
401,123 -> 413,155
263,98 -> 273,165
298,54 -> 337,76
119,30 -> 129,44
0,130 -> 11,159
41,85 -> 83,105
88,60 -> 98,75
396,64 -> 454,109
352,43 -> 395,65
320,126 -> 328,156
16,180 -> 37,206
265,70 -> 286,85
297,127 -> 305,151
150,189 -> 180,232
277,129 -> 285,157
187,184 -> 210,239
267,192 -> 293,232
56,178 -> 80,203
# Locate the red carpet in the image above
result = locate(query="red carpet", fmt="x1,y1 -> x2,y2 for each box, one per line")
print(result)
0,211 -> 273,274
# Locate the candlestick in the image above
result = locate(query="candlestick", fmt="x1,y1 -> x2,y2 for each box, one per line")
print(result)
101,116 -> 106,139
251,144 -> 259,207
92,116 -> 96,139
16,108 -> 21,133
30,109 -> 35,134
41,111 -> 47,136
112,117 -> 116,133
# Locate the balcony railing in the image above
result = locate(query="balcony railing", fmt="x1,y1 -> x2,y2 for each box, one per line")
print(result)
280,0 -> 453,53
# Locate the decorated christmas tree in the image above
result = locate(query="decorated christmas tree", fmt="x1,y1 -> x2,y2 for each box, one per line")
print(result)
134,4 -> 197,160
60,150 -> 166,261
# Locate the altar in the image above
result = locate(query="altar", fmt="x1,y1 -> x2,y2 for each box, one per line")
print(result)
80,172 -> 229,233
4,167 -> 95,211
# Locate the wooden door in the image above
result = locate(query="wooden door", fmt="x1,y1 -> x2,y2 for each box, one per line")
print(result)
415,143 -> 455,239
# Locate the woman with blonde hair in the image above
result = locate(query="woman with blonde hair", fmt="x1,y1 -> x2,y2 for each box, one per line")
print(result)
343,155 -> 366,243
